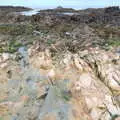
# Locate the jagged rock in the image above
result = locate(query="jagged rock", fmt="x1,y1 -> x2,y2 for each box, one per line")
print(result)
0,46 -> 120,120
38,86 -> 73,120
105,6 -> 120,13
0,4 -> 120,120
38,86 -> 92,120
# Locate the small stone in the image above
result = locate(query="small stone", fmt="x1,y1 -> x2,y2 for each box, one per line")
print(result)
2,53 -> 10,61
0,62 -> 8,68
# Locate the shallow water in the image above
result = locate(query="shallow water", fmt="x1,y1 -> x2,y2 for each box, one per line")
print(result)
62,12 -> 78,15
20,9 -> 40,16
20,9 -> 78,16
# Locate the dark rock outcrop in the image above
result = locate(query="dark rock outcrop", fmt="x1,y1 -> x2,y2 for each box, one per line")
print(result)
0,6 -> 32,12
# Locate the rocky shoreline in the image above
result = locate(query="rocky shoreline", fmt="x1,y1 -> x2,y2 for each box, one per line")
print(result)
0,6 -> 120,120
0,6 -> 32,12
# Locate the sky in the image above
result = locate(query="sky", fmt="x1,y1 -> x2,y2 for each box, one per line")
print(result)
0,0 -> 120,9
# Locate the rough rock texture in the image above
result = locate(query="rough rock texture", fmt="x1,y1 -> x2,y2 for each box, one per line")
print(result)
0,46 -> 120,120
0,6 -> 120,120
24,47 -> 120,120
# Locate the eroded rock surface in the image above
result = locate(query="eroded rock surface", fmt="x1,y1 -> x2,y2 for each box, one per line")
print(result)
0,45 -> 120,120
0,6 -> 120,120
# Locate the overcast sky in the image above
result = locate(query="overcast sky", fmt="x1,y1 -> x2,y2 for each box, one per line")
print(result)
0,0 -> 120,9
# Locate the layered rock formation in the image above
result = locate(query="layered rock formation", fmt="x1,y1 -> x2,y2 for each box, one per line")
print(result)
0,45 -> 120,120
0,6 -> 120,120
